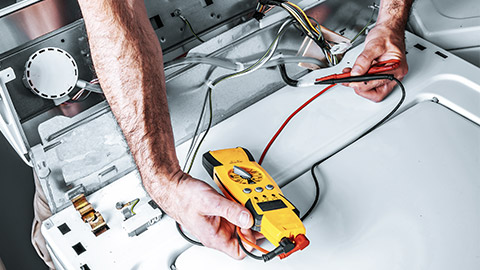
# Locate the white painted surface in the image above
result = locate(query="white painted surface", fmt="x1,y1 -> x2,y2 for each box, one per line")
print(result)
450,47 -> 480,67
42,32 -> 480,269
173,33 -> 480,269
0,67 -> 31,165
175,99 -> 480,270
176,32 -> 480,191
409,0 -> 480,50
41,172 -> 190,270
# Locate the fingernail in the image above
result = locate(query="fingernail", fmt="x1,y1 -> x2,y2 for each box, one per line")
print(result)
351,66 -> 362,76
239,211 -> 250,228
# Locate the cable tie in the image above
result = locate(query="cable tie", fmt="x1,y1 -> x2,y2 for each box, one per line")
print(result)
235,62 -> 245,71
205,80 -> 215,89
297,81 -> 315,87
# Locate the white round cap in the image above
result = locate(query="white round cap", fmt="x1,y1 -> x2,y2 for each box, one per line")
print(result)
24,47 -> 78,99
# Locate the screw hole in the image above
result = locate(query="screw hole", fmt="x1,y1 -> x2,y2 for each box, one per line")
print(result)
216,14 -> 221,19
179,27 -> 184,32
210,13 -> 215,17
61,39 -> 65,43
160,37 -> 166,43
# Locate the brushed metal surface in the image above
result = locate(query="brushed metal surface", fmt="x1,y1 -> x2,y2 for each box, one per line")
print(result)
0,0 -> 81,56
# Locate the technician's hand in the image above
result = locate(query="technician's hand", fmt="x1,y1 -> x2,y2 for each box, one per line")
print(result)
167,173 -> 256,259
343,23 -> 408,102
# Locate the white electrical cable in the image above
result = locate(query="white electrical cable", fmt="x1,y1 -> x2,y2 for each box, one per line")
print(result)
211,19 -> 293,86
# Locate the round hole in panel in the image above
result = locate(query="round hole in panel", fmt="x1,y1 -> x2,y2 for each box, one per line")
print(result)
24,47 -> 78,100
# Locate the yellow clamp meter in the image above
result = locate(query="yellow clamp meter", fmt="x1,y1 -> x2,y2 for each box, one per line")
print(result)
202,147 -> 309,260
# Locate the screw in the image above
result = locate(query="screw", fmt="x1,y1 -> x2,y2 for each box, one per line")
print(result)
44,219 -> 54,229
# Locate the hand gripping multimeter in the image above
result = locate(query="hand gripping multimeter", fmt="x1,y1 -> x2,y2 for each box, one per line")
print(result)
202,147 -> 309,259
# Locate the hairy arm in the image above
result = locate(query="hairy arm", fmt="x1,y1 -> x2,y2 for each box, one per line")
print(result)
77,0 -> 254,258
345,0 -> 414,102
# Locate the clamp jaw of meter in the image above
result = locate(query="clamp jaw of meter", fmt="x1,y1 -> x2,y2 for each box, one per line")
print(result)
202,147 -> 309,259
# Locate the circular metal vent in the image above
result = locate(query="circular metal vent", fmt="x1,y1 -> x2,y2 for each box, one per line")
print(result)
24,47 -> 78,100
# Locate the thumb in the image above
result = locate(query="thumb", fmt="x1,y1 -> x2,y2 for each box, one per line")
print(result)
207,197 -> 253,229
351,44 -> 381,76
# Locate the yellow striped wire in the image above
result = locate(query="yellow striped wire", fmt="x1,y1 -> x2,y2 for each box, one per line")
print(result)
282,4 -> 313,37
285,2 -> 320,35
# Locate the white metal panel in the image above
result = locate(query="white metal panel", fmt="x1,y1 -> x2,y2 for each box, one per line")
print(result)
172,32 -> 480,269
176,31 -> 480,190
0,68 -> 31,165
41,171 -> 190,270
450,47 -> 480,67
175,101 -> 480,270
43,32 -> 480,269
409,0 -> 480,50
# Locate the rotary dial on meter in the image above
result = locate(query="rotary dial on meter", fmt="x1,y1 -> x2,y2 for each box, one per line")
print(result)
229,166 -> 263,184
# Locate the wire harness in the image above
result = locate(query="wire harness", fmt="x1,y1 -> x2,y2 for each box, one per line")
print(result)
255,0 -> 338,65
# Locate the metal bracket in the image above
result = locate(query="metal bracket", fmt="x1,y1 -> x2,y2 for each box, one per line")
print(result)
0,67 -> 32,166
71,194 -> 109,237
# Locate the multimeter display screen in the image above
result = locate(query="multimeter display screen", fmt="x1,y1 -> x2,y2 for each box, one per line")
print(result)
257,200 -> 287,212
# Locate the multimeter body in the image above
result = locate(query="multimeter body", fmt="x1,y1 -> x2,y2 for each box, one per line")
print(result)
203,147 -> 309,258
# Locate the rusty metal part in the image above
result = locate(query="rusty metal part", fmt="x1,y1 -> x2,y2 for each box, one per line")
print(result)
71,194 -> 109,236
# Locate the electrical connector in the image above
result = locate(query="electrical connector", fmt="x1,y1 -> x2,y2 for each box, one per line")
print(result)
253,11 -> 266,21
261,235 -> 309,262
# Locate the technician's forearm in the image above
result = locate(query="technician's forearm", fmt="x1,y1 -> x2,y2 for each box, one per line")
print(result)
377,0 -> 414,32
77,0 -> 182,208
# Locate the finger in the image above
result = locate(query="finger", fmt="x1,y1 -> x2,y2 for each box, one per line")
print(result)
351,45 -> 384,76
342,67 -> 352,73
240,228 -> 256,252
207,230 -> 246,259
353,88 -> 381,102
347,79 -> 391,93
378,80 -> 399,100
204,196 -> 253,229
353,80 -> 398,102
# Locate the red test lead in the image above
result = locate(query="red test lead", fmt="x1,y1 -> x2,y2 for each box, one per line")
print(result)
316,59 -> 401,82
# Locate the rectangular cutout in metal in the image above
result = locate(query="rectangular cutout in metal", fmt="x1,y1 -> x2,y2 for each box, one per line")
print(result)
414,43 -> 426,51
72,242 -> 86,255
57,223 -> 71,235
149,15 -> 164,30
435,51 -> 448,59
200,0 -> 214,7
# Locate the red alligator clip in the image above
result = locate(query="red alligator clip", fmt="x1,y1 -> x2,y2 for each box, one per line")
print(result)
315,59 -> 401,82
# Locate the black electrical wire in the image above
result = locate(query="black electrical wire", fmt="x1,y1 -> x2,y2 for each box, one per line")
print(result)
278,64 -> 298,87
301,76 -> 406,221
177,219 -> 266,261
257,1 -> 334,61
177,75 -> 405,260
176,222 -> 204,246
237,234 -> 264,261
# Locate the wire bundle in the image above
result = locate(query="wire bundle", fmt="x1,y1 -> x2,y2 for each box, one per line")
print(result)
175,3 -> 406,261
71,78 -> 99,101
255,0 -> 338,65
